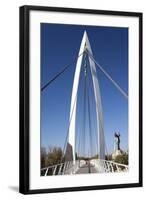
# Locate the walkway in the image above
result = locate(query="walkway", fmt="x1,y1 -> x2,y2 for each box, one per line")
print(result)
76,162 -> 98,174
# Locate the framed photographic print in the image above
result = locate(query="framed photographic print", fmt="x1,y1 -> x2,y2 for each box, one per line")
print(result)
19,5 -> 143,194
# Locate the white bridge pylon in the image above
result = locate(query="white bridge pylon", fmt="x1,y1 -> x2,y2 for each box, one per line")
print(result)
68,31 -> 105,162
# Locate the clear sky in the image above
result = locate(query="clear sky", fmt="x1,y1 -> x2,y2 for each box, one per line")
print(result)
41,23 -> 128,156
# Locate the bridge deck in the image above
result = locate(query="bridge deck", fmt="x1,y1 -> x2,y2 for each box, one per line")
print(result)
76,163 -> 98,174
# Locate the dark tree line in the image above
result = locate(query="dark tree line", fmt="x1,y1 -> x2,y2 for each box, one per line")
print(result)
41,146 -> 63,168
41,146 -> 128,169
114,154 -> 128,165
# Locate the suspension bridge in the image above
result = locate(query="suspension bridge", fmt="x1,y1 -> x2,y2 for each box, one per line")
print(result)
41,31 -> 128,176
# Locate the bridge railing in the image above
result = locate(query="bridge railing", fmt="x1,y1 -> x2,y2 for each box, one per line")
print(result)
41,160 -> 86,176
90,159 -> 128,173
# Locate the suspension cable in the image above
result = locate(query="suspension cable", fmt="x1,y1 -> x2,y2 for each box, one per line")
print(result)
61,83 -> 79,161
41,52 -> 84,92
85,58 -> 94,158
76,69 -> 85,159
77,71 -> 85,159
87,71 -> 98,157
87,84 -> 94,157
61,67 -> 85,162
84,58 -> 98,158
82,53 -> 87,158
86,50 -> 128,100
86,50 -> 112,159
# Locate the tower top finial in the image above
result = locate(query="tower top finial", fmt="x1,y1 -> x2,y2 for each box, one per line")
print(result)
83,30 -> 88,38
83,31 -> 89,51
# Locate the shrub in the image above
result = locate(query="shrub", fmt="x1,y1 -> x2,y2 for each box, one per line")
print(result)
114,154 -> 128,165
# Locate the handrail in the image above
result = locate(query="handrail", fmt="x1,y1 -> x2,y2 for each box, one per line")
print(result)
98,159 -> 128,168
91,159 -> 128,173
41,159 -> 128,175
41,160 -> 86,176
41,162 -> 65,171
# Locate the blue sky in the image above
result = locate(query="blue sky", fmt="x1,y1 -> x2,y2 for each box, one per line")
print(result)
40,23 -> 128,155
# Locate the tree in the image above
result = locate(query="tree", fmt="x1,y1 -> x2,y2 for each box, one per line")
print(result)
41,147 -> 47,168
105,154 -> 112,160
114,154 -> 128,165
46,146 -> 63,166
91,154 -> 98,159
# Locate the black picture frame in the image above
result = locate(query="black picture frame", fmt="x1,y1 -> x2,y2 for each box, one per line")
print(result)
19,5 -> 143,194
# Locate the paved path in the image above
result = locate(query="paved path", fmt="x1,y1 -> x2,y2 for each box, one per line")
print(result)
76,163 -> 98,174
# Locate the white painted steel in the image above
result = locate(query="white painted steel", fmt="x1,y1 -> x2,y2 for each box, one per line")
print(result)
41,160 -> 86,176
68,31 -> 105,161
41,159 -> 128,176
68,32 -> 86,163
84,32 -> 105,159
90,159 -> 128,173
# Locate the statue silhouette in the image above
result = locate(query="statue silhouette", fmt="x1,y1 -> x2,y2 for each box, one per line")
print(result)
114,132 -> 120,151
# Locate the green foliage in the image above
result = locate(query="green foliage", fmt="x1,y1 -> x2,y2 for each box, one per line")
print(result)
90,154 -> 98,159
41,147 -> 46,168
41,146 -> 63,168
46,146 -> 63,166
105,154 -> 112,160
114,154 -> 128,165
76,154 -> 99,161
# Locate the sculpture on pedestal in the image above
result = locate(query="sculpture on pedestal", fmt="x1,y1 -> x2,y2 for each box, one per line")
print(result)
114,132 -> 120,151
112,132 -> 123,159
